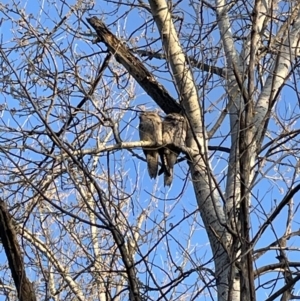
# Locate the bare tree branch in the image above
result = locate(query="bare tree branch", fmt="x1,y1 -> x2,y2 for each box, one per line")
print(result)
87,17 -> 182,114
0,200 -> 36,301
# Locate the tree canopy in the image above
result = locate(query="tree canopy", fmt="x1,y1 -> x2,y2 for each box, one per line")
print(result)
0,1 -> 300,301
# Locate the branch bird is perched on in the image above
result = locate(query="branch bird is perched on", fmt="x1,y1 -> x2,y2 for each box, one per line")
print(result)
139,112 -> 163,179
159,113 -> 187,186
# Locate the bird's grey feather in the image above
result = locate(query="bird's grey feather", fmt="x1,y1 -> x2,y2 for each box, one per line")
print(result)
139,112 -> 162,179
159,113 -> 187,186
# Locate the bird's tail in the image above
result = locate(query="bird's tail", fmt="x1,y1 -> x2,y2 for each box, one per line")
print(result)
164,168 -> 173,186
146,151 -> 159,179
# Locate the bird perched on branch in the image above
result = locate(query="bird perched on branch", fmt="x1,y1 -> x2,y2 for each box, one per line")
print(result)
139,112 -> 162,179
159,113 -> 187,186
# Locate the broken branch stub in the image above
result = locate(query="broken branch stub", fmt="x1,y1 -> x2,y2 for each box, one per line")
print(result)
87,16 -> 182,114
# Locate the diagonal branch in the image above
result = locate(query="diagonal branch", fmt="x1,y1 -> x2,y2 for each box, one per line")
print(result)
86,17 -> 182,114
252,184 -> 300,246
0,200 -> 37,301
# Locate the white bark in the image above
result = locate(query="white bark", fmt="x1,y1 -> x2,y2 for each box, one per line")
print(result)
147,0 -> 202,135
215,0 -> 242,226
239,0 -> 269,71
20,227 -> 86,301
85,162 -> 108,301
2,1 -> 299,300
148,0 -> 231,300
215,1 -> 270,299
255,8 -> 300,142
215,2 -> 300,300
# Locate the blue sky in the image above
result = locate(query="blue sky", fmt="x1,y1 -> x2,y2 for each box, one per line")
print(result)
0,0 -> 299,300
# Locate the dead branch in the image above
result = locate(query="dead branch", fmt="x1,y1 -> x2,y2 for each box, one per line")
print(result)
86,16 -> 182,114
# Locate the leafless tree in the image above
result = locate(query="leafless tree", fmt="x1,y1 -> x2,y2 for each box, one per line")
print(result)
0,0 -> 300,301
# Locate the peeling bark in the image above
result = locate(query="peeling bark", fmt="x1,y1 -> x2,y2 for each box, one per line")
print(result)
87,17 -> 182,114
